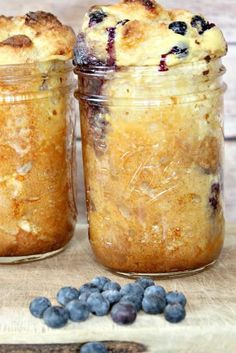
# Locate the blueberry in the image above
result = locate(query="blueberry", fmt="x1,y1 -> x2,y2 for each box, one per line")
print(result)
102,290 -> 122,305
117,19 -> 130,26
56,287 -> 79,306
135,277 -> 155,290
144,285 -> 166,299
164,303 -> 186,323
103,281 -> 121,291
90,276 -> 111,291
142,294 -> 166,314
106,27 -> 116,66
171,44 -> 189,58
169,21 -> 187,36
79,292 -> 91,302
79,283 -> 100,295
87,293 -> 110,316
209,182 -> 220,211
111,302 -> 137,325
120,283 -> 144,298
43,306 -> 69,328
89,9 -> 107,27
166,291 -> 187,307
120,295 -> 143,311
191,15 -> 215,35
80,342 -> 108,353
65,300 -> 90,322
29,297 -> 51,318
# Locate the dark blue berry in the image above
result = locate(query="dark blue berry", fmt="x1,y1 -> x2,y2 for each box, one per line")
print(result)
89,9 -> 107,27
56,287 -> 79,306
43,306 -> 69,328
65,300 -> 90,322
120,283 -> 144,298
144,285 -> 166,299
191,15 -> 215,35
166,291 -> 187,307
90,276 -> 111,291
29,297 -> 51,318
171,44 -> 189,58
79,292 -> 91,302
87,293 -> 110,316
117,19 -> 130,26
102,290 -> 122,305
120,295 -> 143,311
79,283 -> 100,295
135,277 -> 155,290
103,281 -> 121,291
80,342 -> 108,353
164,303 -> 186,323
209,182 -> 220,211
111,302 -> 137,325
142,294 -> 166,314
169,21 -> 187,36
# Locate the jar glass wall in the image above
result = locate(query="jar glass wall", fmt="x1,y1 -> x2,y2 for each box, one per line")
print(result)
75,59 -> 225,277
0,61 -> 77,263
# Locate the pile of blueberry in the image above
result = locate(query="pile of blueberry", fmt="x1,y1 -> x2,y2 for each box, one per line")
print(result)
29,276 -> 187,329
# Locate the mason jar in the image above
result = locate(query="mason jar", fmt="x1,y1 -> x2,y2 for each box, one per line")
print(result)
75,58 -> 226,277
0,61 -> 77,263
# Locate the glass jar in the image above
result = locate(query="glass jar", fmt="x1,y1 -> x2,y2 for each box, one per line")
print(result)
0,61 -> 77,263
75,58 -> 226,277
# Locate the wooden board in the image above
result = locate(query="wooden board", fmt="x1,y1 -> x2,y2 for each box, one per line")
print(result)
0,222 -> 235,352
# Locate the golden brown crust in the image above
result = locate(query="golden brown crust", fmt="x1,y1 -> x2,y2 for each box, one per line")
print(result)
0,35 -> 33,48
0,12 -> 76,65
77,0 -> 227,67
24,11 -> 62,28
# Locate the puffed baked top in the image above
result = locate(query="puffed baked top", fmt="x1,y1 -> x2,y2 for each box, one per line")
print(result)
74,0 -> 227,68
0,11 -> 76,65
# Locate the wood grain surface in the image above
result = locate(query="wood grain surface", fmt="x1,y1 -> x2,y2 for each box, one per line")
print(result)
0,223 -> 235,352
0,342 -> 146,353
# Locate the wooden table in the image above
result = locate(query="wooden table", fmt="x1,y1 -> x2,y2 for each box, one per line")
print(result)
0,1 -> 236,352
0,222 -> 235,353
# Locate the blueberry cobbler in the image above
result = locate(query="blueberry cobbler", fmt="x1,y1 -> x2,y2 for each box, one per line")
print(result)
74,0 -> 227,274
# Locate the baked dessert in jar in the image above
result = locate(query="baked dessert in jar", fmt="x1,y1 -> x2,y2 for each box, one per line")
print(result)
0,12 -> 77,262
74,0 -> 227,276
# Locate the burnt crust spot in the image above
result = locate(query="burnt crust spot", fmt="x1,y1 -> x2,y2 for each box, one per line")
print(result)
0,35 -> 32,48
25,11 -> 62,27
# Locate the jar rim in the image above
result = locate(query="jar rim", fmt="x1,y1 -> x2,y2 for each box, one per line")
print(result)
74,58 -> 225,77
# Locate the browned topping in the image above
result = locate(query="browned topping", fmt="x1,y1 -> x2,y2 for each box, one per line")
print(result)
123,0 -> 156,10
25,11 -> 62,27
195,39 -> 200,45
121,20 -> 145,48
0,35 -> 32,48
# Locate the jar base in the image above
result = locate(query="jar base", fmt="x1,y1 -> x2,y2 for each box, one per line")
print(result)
107,260 -> 217,279
0,246 -> 67,264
